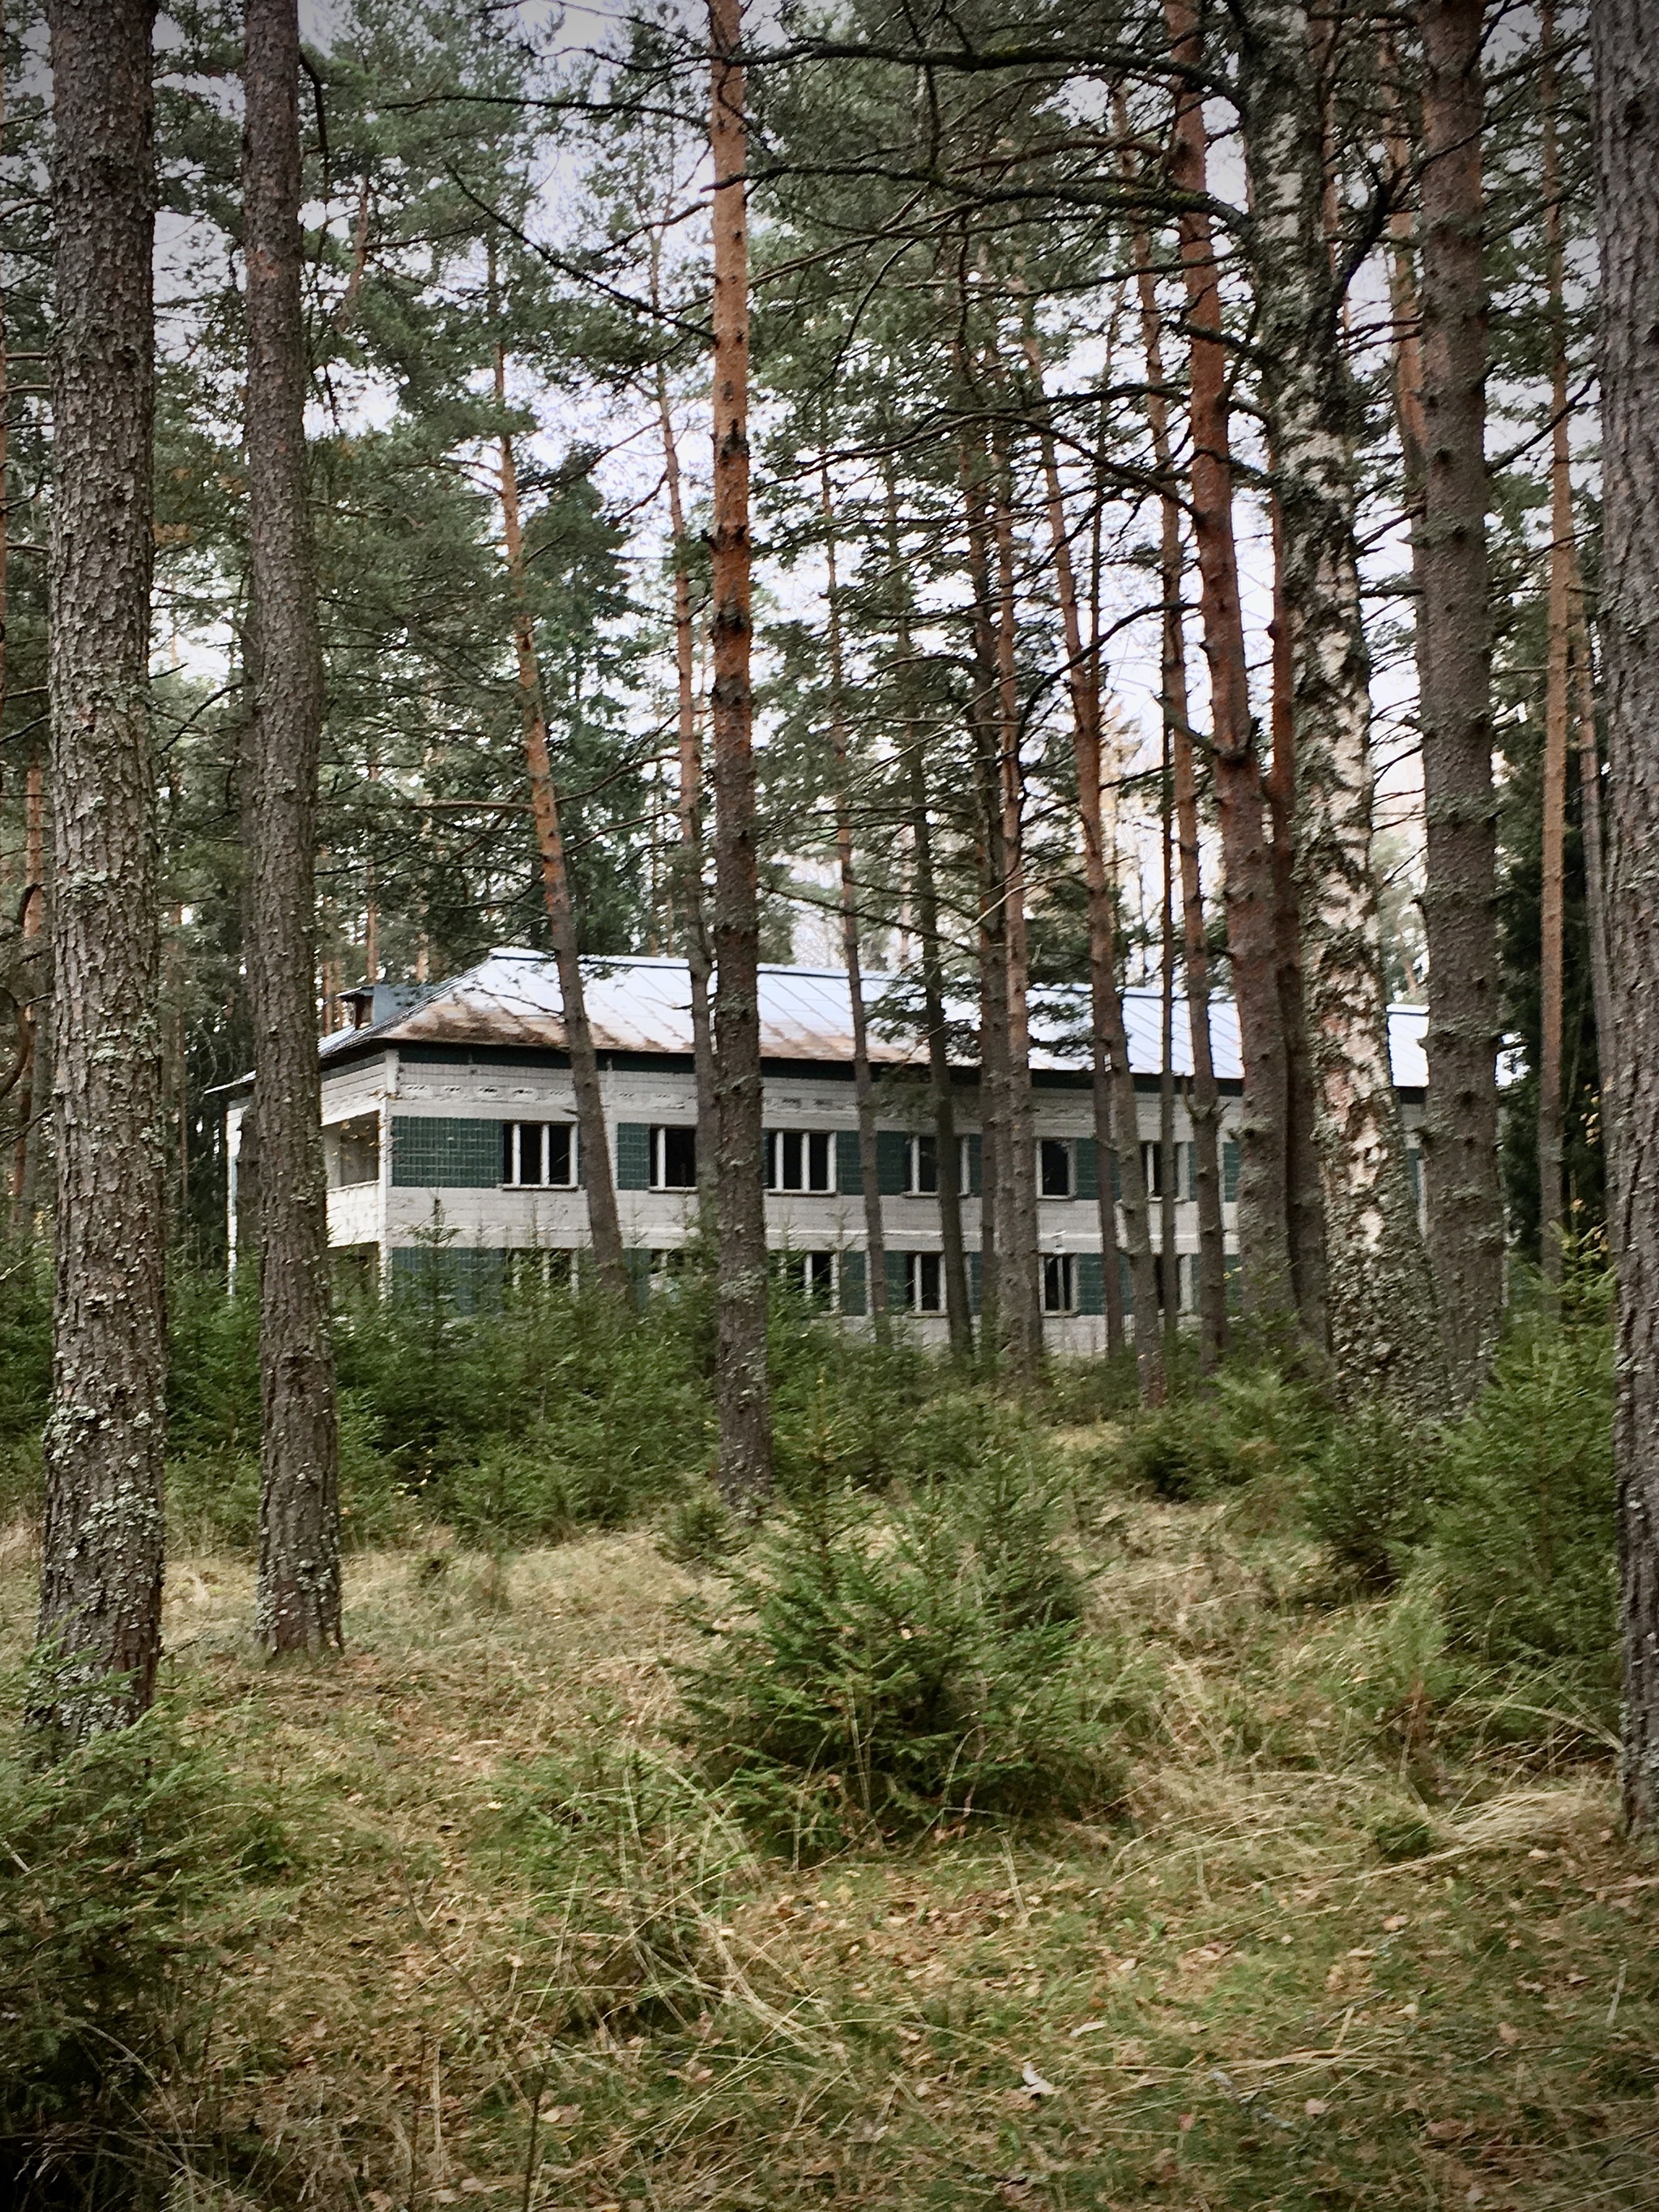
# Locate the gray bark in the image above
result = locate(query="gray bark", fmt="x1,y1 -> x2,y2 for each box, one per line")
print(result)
1418,0 -> 1503,1383
1590,0 -> 1659,1832
709,0 -> 771,1505
243,0 -> 342,1656
1235,0 -> 1445,1410
32,0 -> 167,1738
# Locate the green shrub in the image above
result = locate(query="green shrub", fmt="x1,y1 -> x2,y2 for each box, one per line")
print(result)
1111,1362 -> 1328,1503
677,1451 -> 1122,1852
0,1704 -> 252,2209
1430,1309 -> 1614,1698
1302,1399 -> 1437,1587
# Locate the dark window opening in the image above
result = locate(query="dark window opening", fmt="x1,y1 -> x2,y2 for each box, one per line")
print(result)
1040,1139 -> 1075,1198
655,1125 -> 698,1191
768,1129 -> 834,1192
326,1114 -> 381,1190
1043,1253 -> 1077,1314
906,1251 -> 944,1312
503,1121 -> 575,1188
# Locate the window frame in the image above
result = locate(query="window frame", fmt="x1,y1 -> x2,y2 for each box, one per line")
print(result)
907,1133 -> 973,1197
1039,1136 -> 1076,1199
652,1123 -> 699,1192
766,1127 -> 836,1194
326,1112 -> 381,1191
502,1119 -> 577,1190
905,1250 -> 945,1313
1042,1252 -> 1078,1315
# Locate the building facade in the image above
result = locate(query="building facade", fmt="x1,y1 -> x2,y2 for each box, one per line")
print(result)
224,949 -> 1428,1351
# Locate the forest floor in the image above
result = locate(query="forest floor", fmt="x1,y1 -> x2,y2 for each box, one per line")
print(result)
2,1440 -> 1656,2211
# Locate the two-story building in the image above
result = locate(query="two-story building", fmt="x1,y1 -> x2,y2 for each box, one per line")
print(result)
224,948 -> 1428,1351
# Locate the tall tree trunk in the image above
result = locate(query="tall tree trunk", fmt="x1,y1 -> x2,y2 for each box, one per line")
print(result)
821,467 -> 888,1339
243,0 -> 340,1656
1537,1 -> 1573,1290
708,0 -> 770,1505
1268,495 -> 1329,1344
990,437 -> 1043,1376
32,0 -> 166,1736
493,375 -> 629,1302
1571,572 -> 1614,1059
1592,0 -> 1659,1835
1417,0 -> 1503,1375
1159,737 -> 1179,1351
909,744 -> 973,1357
1120,169 -> 1229,1366
652,284 -> 716,1202
1026,359 -> 1127,1354
1160,17 -> 1294,1338
10,756 -> 42,1219
1235,0 -> 1445,1412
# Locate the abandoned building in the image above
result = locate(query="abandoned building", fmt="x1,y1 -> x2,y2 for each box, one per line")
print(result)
224,949 -> 1429,1349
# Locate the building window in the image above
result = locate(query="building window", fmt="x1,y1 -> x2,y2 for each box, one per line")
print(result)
1141,1140 -> 1170,1198
502,1121 -> 576,1188
654,1125 -> 698,1191
905,1251 -> 945,1312
908,1134 -> 971,1196
1043,1253 -> 1077,1315
767,1129 -> 834,1192
325,1113 -> 381,1190
776,1249 -> 837,1303
1040,1138 -> 1075,1198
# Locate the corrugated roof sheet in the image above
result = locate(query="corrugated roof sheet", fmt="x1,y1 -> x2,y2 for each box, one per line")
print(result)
320,949 -> 1430,1088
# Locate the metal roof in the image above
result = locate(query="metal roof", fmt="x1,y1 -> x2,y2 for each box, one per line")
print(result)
318,948 -> 1430,1088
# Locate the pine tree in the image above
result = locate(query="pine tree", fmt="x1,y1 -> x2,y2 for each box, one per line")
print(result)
32,0 -> 168,1737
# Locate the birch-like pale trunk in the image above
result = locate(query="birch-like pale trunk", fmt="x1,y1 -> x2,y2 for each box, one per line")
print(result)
1235,0 -> 1444,1410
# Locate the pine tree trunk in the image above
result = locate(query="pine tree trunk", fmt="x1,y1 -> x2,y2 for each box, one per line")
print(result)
1025,368 -> 1127,1354
1590,0 -> 1659,1833
32,0 -> 167,1737
821,470 -> 888,1338
1235,0 -> 1445,1411
990,443 -> 1043,1376
909,744 -> 973,1357
1161,15 -> 1295,1336
1571,578 -> 1614,1060
654,349 -> 717,1203
885,473 -> 971,1354
494,403 -> 629,1302
242,0 -> 340,1656
708,0 -> 771,1506
9,754 -> 42,1221
1538,3 -> 1574,1292
1418,0 -> 1503,1375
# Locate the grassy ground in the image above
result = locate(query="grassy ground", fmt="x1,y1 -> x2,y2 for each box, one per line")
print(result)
2,1448 -> 1654,2211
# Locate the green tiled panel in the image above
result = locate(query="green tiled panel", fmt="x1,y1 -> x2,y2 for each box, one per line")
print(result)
1222,1138 -> 1241,1204
838,1247 -> 866,1315
1076,1136 -> 1098,1201
965,1132 -> 983,1196
836,1129 -> 864,1196
390,1116 -> 501,1188
389,1244 -> 507,1313
616,1123 -> 652,1191
876,1130 -> 910,1196
885,1249 -> 909,1309
1077,1251 -> 1105,1315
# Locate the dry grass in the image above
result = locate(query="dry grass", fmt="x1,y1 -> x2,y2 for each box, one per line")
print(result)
2,1473 -> 1656,2210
